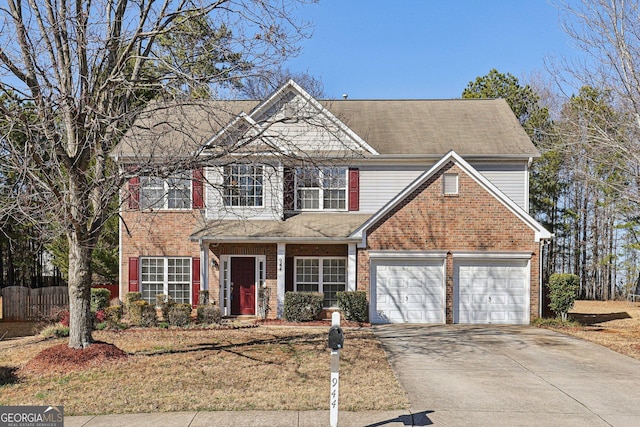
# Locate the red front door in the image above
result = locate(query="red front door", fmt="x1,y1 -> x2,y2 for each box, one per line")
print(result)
231,257 -> 256,315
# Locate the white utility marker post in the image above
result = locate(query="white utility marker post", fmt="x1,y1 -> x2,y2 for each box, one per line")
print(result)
329,311 -> 343,427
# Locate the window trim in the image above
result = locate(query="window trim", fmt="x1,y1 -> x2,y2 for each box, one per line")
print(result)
222,164 -> 264,208
139,172 -> 192,210
294,167 -> 348,211
294,256 -> 347,308
139,256 -> 192,305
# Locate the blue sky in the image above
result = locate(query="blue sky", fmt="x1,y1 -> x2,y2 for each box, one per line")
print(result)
285,1 -> 574,99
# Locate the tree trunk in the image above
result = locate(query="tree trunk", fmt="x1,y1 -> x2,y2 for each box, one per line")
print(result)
67,233 -> 94,349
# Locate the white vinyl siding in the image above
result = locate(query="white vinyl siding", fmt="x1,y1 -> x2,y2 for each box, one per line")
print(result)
473,162 -> 528,211
359,167 -> 424,213
359,162 -> 529,213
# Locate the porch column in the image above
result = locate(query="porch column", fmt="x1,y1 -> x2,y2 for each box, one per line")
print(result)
277,243 -> 286,317
200,242 -> 209,292
348,243 -> 357,291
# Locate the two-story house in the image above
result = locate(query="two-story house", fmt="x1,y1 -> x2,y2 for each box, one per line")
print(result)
114,80 -> 551,324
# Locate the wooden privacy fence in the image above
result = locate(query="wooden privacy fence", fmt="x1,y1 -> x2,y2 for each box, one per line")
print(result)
1,286 -> 68,321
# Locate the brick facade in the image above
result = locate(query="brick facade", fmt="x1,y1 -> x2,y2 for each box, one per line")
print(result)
120,208 -> 208,305
357,163 -> 541,323
121,162 -> 542,323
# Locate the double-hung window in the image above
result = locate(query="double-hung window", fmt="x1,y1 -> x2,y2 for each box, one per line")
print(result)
140,257 -> 191,304
223,165 -> 263,207
140,173 -> 191,209
295,257 -> 346,308
295,167 -> 347,210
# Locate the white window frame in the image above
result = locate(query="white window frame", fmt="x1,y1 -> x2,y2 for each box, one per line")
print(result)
295,167 -> 347,211
140,172 -> 192,210
223,164 -> 264,207
140,257 -> 192,305
294,256 -> 347,308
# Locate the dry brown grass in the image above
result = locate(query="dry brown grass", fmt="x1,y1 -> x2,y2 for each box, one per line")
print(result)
545,300 -> 640,361
0,326 -> 407,415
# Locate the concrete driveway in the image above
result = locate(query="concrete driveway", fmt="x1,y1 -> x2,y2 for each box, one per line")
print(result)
374,325 -> 640,426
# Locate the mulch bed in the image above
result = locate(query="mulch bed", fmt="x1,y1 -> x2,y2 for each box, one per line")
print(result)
22,342 -> 128,375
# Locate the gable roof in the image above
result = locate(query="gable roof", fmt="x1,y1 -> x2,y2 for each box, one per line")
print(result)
113,80 -> 539,161
205,79 -> 379,157
350,150 -> 552,244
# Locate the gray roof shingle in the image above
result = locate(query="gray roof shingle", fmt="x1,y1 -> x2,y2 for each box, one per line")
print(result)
114,97 -> 538,160
190,213 -> 372,241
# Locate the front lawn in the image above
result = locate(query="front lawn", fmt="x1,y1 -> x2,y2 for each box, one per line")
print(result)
0,326 -> 407,415
539,300 -> 640,361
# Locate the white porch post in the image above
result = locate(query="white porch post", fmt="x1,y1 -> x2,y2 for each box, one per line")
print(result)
348,243 -> 357,291
200,241 -> 209,295
277,243 -> 286,317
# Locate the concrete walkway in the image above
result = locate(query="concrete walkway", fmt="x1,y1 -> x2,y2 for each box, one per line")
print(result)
65,410 -> 420,426
374,324 -> 640,426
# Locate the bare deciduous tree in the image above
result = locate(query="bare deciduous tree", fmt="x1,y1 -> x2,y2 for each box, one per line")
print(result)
0,0 -> 315,349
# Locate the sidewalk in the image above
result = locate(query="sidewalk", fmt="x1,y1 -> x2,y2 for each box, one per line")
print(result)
65,410 -> 421,427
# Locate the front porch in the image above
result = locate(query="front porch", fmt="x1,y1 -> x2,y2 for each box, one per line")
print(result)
199,242 -> 358,319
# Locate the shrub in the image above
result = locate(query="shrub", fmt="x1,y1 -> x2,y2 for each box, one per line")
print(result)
91,288 -> 111,312
124,292 -> 142,313
40,323 -> 70,338
156,294 -> 175,321
140,304 -> 157,327
168,304 -> 193,327
548,273 -> 580,321
337,291 -> 368,323
532,317 -> 581,329
197,304 -> 222,324
104,305 -> 123,327
283,292 -> 323,322
128,300 -> 157,327
92,309 -> 107,328
56,310 -> 70,327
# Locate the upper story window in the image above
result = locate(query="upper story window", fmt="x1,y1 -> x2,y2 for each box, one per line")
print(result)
223,165 -> 263,207
296,167 -> 347,210
140,172 -> 191,210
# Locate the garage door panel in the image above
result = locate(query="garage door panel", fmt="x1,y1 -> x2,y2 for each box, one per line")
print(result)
490,312 -> 507,322
374,261 -> 444,324
456,260 -> 529,325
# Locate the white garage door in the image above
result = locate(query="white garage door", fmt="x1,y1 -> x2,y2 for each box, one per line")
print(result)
456,260 -> 529,324
373,260 -> 444,324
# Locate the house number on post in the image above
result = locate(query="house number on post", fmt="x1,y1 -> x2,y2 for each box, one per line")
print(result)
328,312 -> 344,427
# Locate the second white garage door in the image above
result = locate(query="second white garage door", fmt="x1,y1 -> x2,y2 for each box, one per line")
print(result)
372,260 -> 445,324
456,260 -> 529,324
